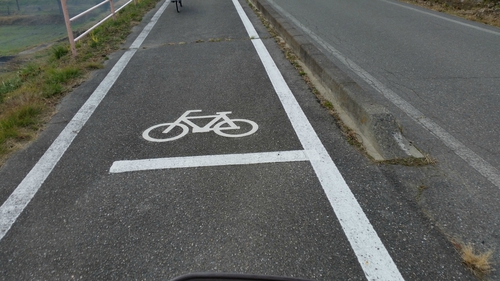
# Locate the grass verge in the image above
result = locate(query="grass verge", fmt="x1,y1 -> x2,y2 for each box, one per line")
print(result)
0,0 -> 161,166
402,0 -> 500,28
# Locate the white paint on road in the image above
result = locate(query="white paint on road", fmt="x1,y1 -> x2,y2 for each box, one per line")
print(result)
234,0 -> 405,280
110,150 -> 313,173
142,110 -> 259,142
0,0 -> 170,241
266,0 -> 500,189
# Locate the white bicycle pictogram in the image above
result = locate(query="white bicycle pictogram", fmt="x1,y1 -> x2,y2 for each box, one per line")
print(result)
142,110 -> 259,142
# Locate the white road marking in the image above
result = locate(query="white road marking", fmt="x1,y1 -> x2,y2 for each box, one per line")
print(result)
110,150 -> 313,173
234,0 -> 404,279
142,110 -> 259,142
0,0 -> 170,241
266,0 -> 500,189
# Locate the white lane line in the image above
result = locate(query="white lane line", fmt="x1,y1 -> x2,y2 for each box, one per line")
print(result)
110,150 -> 313,173
234,0 -> 404,280
0,0 -> 170,241
382,0 -> 500,36
266,0 -> 500,189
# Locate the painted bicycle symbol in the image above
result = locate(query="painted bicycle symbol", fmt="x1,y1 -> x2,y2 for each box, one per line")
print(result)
143,110 -> 259,142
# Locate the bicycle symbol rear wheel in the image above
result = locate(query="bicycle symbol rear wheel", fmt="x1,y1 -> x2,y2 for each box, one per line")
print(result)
143,123 -> 189,142
213,119 -> 258,138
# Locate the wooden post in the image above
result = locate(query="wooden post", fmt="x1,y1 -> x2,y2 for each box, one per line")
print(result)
60,0 -> 77,56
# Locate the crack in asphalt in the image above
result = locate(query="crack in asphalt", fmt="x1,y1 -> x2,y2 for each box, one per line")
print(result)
137,36 -> 274,49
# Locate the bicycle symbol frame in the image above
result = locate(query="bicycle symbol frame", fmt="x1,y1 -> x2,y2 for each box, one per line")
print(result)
142,110 -> 259,142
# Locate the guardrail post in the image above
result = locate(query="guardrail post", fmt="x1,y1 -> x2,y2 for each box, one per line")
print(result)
109,0 -> 116,20
61,0 -> 77,56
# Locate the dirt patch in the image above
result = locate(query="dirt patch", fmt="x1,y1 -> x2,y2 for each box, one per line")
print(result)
403,0 -> 500,27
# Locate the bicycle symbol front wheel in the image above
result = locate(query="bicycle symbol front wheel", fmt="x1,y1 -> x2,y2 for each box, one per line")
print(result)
143,123 -> 189,142
213,119 -> 258,138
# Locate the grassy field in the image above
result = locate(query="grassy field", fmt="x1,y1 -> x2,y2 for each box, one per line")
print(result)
0,25 -> 67,56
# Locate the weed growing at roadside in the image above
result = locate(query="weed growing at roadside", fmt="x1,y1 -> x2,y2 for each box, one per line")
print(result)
377,154 -> 437,166
415,185 -> 428,201
0,77 -> 22,102
19,63 -> 41,80
462,244 -> 493,277
0,103 -> 43,154
452,241 -> 493,278
52,45 -> 69,60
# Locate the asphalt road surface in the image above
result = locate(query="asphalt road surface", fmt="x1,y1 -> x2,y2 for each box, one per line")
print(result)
263,0 -> 500,277
0,0 -> 479,280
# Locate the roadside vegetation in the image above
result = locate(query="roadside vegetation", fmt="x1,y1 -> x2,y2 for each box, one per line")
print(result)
451,241 -> 494,278
403,0 -> 500,27
0,0 -> 161,166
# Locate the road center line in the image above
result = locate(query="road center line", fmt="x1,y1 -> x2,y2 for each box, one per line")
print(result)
110,150 -> 314,173
0,0 -> 170,241
234,0 -> 404,280
266,0 -> 500,189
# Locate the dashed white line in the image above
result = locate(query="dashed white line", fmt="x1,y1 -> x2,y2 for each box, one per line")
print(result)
0,0 -> 170,241
234,0 -> 404,279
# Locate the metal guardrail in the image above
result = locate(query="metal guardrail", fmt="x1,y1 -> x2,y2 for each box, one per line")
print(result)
60,0 -> 136,56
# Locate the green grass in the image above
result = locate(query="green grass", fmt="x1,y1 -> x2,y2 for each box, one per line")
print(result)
0,25 -> 67,56
42,66 -> 81,97
19,63 -> 41,80
0,76 -> 22,102
0,103 -> 43,154
52,45 -> 69,60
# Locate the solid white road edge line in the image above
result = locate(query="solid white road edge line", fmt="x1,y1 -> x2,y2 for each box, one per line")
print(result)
109,150 -> 315,173
266,0 -> 500,189
233,0 -> 404,280
0,0 -> 170,241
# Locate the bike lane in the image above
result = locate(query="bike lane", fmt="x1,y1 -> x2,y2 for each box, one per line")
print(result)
0,0 -> 474,280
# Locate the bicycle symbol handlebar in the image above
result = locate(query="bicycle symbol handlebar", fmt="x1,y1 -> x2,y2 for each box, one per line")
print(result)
142,110 -> 259,142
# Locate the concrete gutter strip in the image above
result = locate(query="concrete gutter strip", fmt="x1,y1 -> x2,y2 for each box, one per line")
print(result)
251,0 -> 423,161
